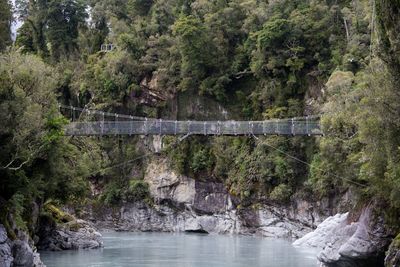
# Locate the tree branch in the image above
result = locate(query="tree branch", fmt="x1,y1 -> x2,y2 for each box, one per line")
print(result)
1,144 -> 46,171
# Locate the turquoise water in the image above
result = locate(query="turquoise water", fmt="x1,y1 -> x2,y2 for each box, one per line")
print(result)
40,232 -> 319,267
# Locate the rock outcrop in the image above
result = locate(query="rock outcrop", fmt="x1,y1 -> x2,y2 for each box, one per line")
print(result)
385,234 -> 400,267
37,218 -> 103,251
0,224 -> 45,267
85,158 -> 334,239
293,208 -> 391,267
0,225 -> 12,267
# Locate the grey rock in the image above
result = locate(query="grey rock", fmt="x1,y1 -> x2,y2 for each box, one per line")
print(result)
87,158 -> 333,239
38,219 -> 103,251
0,242 -> 12,267
32,251 -> 46,267
12,240 -> 34,267
0,225 -> 7,244
293,208 -> 390,267
11,230 -> 46,267
0,225 -> 13,267
0,223 -> 46,267
293,213 -> 354,250
385,235 -> 400,267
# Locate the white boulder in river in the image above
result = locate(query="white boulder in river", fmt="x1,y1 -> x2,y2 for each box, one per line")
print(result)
293,208 -> 391,267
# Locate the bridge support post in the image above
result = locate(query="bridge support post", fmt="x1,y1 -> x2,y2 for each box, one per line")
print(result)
174,121 -> 178,135
291,118 -> 295,136
263,121 -> 266,136
115,114 -> 118,136
130,116 -> 134,136
101,112 -> 105,136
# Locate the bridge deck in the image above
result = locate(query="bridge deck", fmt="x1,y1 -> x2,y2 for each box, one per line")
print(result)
64,119 -> 322,136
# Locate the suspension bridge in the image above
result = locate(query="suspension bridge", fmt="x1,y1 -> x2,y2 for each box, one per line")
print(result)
60,105 -> 323,136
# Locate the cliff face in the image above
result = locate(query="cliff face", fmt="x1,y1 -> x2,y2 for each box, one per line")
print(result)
70,155 -> 398,267
84,157 -> 343,239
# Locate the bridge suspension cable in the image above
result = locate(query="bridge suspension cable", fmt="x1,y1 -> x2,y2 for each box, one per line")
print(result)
59,104 -> 153,121
250,134 -> 367,188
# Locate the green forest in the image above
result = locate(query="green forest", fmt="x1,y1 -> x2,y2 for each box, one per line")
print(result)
0,0 -> 399,249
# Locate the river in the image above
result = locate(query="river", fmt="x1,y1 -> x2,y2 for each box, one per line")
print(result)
40,232 -> 319,267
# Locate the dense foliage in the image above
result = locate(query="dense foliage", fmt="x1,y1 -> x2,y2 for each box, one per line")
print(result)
0,0 -> 12,51
1,0 -> 400,236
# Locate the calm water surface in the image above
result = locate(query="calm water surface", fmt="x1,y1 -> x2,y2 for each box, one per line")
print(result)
40,232 -> 318,267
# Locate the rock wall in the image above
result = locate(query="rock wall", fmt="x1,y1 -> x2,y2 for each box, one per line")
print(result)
86,158 -> 335,239
63,156 -> 398,267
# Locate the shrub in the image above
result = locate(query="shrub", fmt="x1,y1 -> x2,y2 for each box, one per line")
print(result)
190,148 -> 212,173
125,180 -> 150,202
43,202 -> 74,223
8,193 -> 27,231
270,184 -> 292,203
101,182 -> 123,205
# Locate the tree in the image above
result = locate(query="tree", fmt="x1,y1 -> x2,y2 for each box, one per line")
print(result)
15,0 -> 88,60
46,0 -> 88,60
127,0 -> 153,17
0,51 -> 98,211
15,0 -> 49,57
173,15 -> 213,91
0,0 -> 12,51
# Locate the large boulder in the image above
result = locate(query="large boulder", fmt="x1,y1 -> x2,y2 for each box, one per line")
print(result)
37,218 -> 102,251
0,225 -> 13,267
12,240 -> 34,267
293,208 -> 391,266
0,224 -> 45,267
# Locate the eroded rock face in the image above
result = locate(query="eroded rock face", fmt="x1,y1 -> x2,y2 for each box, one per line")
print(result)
239,207 -> 311,238
87,158 -> 332,239
0,225 -> 12,267
12,239 -> 34,267
37,219 -> 103,251
293,208 -> 391,267
0,224 -> 45,267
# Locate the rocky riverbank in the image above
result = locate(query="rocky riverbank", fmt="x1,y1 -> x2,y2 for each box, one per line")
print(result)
74,158 -> 397,267
0,204 -> 102,267
2,157 -> 398,267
